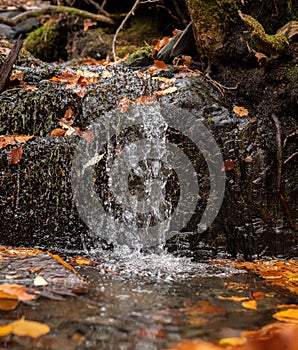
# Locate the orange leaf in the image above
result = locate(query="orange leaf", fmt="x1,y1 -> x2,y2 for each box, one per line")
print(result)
134,95 -> 156,105
0,284 -> 35,301
48,253 -> 76,273
233,105 -> 249,117
0,298 -> 19,311
8,146 -> 22,165
221,159 -> 236,171
25,85 -> 38,91
154,60 -> 168,70
218,295 -> 249,302
50,128 -> 67,137
242,299 -> 258,310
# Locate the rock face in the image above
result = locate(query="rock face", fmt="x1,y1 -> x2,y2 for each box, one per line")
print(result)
0,60 -> 297,259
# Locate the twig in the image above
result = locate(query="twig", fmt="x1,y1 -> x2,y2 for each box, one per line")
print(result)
84,0 -> 110,16
284,151 -> 298,165
0,5 -> 115,26
271,113 -> 282,194
279,193 -> 298,231
112,0 -> 141,61
0,37 -> 23,93
205,73 -> 238,96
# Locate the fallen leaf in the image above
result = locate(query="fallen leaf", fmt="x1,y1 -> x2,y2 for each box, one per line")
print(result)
255,52 -> 269,67
84,19 -> 97,31
221,159 -> 236,171
273,308 -> 298,323
167,340 -> 221,350
0,298 -> 19,311
0,284 -> 35,301
11,317 -> 50,338
25,85 -> 38,91
218,295 -> 249,302
74,257 -> 92,265
64,108 -> 73,119
134,95 -> 156,104
50,128 -> 67,137
14,135 -> 35,143
0,324 -> 12,337
154,60 -> 168,70
34,276 -> 48,286
9,69 -> 24,83
154,86 -> 178,96
218,337 -> 247,347
233,105 -> 249,117
78,130 -> 94,142
8,146 -> 22,165
242,300 -> 258,310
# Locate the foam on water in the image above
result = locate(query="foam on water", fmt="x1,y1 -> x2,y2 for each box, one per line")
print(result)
90,246 -> 243,283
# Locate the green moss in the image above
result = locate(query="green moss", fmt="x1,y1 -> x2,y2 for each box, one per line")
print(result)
24,21 -> 64,62
191,0 -> 239,28
240,12 -> 289,56
125,46 -> 153,64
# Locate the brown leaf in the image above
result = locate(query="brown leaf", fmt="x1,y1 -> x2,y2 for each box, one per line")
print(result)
25,85 -> 38,91
221,159 -> 236,171
14,135 -> 35,143
78,130 -> 94,142
154,86 -> 178,96
50,128 -> 67,137
154,60 -> 168,70
8,146 -> 22,165
9,69 -> 24,83
64,108 -> 74,119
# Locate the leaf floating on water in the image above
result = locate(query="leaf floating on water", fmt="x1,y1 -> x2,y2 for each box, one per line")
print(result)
218,295 -> 249,302
242,299 -> 258,310
8,146 -> 23,165
273,308 -> 298,323
11,317 -> 50,338
0,324 -> 13,337
219,337 -> 247,347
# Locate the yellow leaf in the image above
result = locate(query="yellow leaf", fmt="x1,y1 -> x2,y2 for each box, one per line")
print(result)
11,318 -> 50,338
219,337 -> 247,347
33,275 -> 48,286
273,308 -> 298,323
0,324 -> 12,337
242,300 -> 258,310
233,105 -> 249,117
218,295 -> 249,302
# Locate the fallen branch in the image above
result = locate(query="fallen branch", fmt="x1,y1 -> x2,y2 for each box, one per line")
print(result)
0,37 -> 23,93
0,5 -> 115,26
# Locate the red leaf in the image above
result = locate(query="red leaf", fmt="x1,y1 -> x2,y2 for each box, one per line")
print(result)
8,146 -> 23,165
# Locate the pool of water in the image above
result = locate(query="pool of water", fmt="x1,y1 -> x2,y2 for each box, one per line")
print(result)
3,248 -> 296,350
